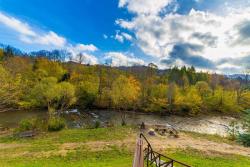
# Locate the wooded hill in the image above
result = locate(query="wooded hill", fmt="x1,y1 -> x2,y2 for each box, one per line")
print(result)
0,46 -> 250,115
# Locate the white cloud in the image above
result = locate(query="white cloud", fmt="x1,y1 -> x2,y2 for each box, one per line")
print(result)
121,32 -> 133,41
66,43 -> 98,64
37,31 -> 66,47
113,30 -> 133,43
114,33 -> 124,43
117,0 -> 250,73
73,44 -> 98,52
0,12 -> 67,48
104,52 -> 145,66
119,0 -> 173,15
103,34 -> 108,39
0,12 -> 36,36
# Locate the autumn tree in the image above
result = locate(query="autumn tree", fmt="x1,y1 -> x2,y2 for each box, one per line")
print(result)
110,75 -> 141,124
175,86 -> 202,115
0,65 -> 21,111
195,81 -> 211,98
33,58 -> 65,80
111,75 -> 140,110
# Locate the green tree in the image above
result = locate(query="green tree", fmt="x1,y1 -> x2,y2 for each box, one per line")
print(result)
238,109 -> 250,146
76,75 -> 99,108
57,82 -> 76,112
145,83 -> 168,112
205,87 -> 242,113
3,46 -> 14,59
29,77 -> 76,114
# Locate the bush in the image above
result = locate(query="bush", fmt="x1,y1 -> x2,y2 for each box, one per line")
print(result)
48,117 -> 66,131
237,133 -> 250,147
121,119 -> 127,126
17,118 -> 47,132
228,120 -> 240,140
94,120 -> 101,128
18,119 -> 34,132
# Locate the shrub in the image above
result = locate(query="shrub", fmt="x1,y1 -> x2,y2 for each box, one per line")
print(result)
17,118 -> 47,132
94,120 -> 101,128
228,120 -> 240,140
18,119 -> 34,132
48,117 -> 66,131
237,133 -> 250,147
121,119 -> 127,126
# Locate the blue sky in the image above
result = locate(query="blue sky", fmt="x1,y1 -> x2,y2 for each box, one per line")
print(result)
0,0 -> 250,73
0,0 -> 132,51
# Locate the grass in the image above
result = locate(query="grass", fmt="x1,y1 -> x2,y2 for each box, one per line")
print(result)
166,148 -> 250,167
0,126 -> 250,167
0,126 -> 134,167
0,148 -> 132,167
0,126 -> 134,143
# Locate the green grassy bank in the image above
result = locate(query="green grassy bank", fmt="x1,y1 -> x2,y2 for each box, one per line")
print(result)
0,127 -> 249,167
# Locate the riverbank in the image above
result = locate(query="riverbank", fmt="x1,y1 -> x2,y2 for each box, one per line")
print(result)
0,126 -> 250,167
0,109 -> 242,137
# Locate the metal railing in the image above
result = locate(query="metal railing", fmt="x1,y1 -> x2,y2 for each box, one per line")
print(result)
140,133 -> 191,167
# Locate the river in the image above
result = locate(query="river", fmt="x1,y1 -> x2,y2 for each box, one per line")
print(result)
0,109 -> 240,137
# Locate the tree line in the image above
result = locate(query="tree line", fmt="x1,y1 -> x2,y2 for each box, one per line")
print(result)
0,48 -> 250,116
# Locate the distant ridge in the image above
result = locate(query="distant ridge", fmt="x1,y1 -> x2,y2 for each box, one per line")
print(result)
30,50 -> 70,61
0,43 -> 25,56
0,43 -> 249,77
226,74 -> 249,80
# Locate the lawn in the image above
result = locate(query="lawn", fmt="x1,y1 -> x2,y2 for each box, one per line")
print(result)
167,148 -> 250,167
0,127 -> 250,167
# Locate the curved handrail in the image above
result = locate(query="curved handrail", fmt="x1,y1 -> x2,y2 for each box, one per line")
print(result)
139,133 -> 191,167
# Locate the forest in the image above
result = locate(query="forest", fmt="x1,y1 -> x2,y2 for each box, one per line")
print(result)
1,46 -> 250,116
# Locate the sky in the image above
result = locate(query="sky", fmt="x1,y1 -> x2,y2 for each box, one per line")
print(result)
0,0 -> 250,74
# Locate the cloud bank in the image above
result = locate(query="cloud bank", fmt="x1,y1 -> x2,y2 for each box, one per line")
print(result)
117,0 -> 250,73
104,52 -> 145,66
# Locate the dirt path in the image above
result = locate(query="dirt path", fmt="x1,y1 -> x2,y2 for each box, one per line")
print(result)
1,132 -> 250,158
148,134 -> 250,157
60,133 -> 250,157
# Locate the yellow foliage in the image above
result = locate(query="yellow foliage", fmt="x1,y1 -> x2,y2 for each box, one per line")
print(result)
205,87 -> 242,113
34,58 -> 65,79
175,86 -> 202,115
110,75 -> 141,109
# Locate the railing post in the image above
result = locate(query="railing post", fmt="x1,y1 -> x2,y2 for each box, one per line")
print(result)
158,154 -> 160,167
147,145 -> 149,167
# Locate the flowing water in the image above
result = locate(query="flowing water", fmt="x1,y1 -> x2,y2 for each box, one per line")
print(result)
0,109 -> 240,136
